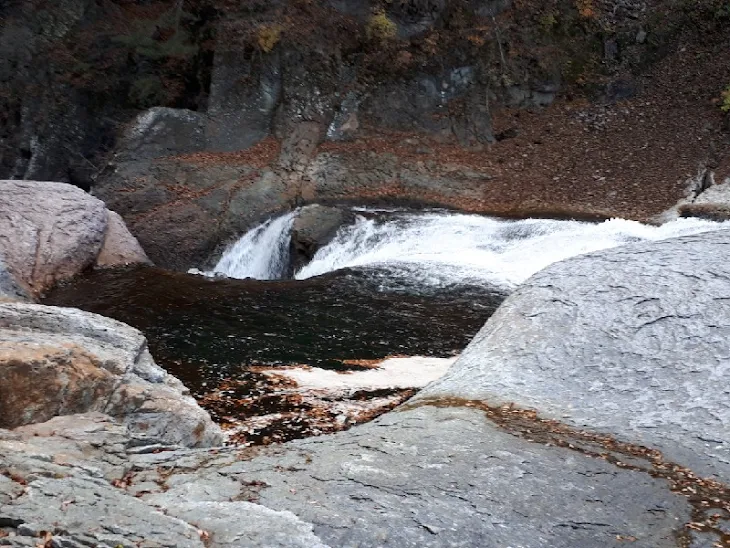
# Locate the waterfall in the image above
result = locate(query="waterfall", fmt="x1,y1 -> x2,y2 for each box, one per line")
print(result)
211,210 -> 297,280
295,212 -> 730,289
206,207 -> 730,289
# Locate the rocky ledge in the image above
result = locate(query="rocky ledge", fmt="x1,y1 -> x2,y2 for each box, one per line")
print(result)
2,229 -> 730,547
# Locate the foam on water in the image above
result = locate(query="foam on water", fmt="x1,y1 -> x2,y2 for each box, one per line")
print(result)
294,212 -> 730,289
211,210 -> 297,280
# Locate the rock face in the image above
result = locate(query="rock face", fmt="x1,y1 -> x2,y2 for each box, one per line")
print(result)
421,229 -> 730,481
289,204 -> 352,274
0,180 -> 150,295
115,107 -> 207,162
0,302 -> 222,447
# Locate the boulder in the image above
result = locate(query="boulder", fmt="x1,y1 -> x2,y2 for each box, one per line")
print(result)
0,302 -> 222,447
289,204 -> 353,274
3,233 -> 730,546
0,180 -> 151,295
420,229 -> 730,481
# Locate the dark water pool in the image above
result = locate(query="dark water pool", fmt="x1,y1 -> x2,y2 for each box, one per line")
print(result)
44,266 -> 505,396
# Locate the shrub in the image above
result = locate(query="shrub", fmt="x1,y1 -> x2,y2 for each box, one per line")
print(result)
721,85 -> 730,112
366,11 -> 397,42
256,24 -> 282,53
575,0 -> 595,18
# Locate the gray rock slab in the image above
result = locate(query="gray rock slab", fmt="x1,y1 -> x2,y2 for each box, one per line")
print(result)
420,229 -> 730,481
0,476 -> 204,548
202,406 -> 690,548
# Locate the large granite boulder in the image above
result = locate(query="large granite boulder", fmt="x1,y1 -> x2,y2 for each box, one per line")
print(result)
420,229 -> 730,481
0,180 -> 150,296
0,302 -> 222,447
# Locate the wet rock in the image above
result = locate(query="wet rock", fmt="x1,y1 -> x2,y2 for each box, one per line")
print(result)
0,303 -> 222,447
678,180 -> 730,221
0,181 -> 150,295
289,205 -> 353,274
420,230 -> 730,481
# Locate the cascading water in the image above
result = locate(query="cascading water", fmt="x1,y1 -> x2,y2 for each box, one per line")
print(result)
211,210 -> 297,280
210,208 -> 730,290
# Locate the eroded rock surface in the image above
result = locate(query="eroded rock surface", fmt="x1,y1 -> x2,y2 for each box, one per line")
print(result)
3,232 -> 730,546
0,303 -> 222,447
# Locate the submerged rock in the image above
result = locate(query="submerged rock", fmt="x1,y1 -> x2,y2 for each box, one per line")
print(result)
0,180 -> 151,295
0,302 -> 222,447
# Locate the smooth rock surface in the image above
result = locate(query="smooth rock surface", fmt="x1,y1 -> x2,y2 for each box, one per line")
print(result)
0,303 -> 222,447
0,180 -> 107,294
95,211 -> 152,268
0,180 -> 151,294
420,229 -> 730,481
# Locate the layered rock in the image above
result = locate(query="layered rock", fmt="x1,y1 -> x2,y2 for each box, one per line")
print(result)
0,180 -> 150,296
0,302 -> 222,447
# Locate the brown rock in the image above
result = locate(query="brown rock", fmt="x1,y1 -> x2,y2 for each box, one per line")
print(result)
95,211 -> 152,268
0,302 -> 223,447
0,342 -> 116,429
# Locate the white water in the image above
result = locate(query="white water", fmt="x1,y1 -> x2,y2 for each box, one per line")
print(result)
210,209 -> 730,289
211,211 -> 297,280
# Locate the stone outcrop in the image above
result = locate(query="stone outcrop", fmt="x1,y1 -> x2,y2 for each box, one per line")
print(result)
0,302 -> 222,447
420,229 -> 730,482
0,180 -> 150,296
2,231 -> 730,546
115,107 -> 207,163
289,204 -> 353,274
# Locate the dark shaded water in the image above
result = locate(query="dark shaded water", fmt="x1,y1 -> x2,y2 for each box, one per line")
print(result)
44,266 -> 505,396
